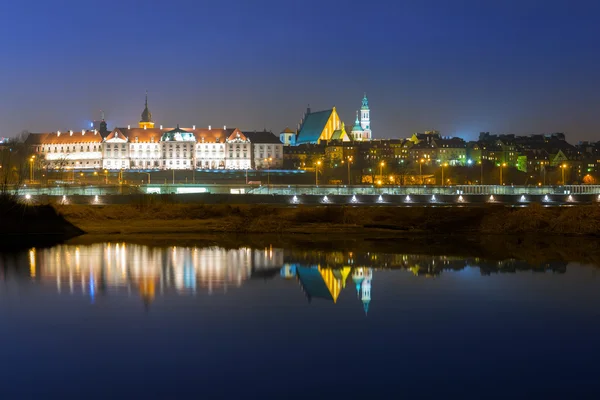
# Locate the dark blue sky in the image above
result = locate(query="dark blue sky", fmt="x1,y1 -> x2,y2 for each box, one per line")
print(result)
1,0 -> 599,141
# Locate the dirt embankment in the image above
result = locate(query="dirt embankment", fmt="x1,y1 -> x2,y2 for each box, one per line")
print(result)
54,202 -> 600,237
0,198 -> 84,250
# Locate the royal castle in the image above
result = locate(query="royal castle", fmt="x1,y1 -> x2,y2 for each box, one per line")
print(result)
25,94 -> 284,171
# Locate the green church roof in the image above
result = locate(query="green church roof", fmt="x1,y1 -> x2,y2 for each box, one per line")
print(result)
352,111 -> 363,132
296,109 -> 332,144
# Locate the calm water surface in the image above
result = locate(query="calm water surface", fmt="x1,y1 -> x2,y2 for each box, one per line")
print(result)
1,242 -> 600,398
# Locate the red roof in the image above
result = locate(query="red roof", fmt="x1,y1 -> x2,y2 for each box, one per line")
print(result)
106,127 -> 242,143
25,131 -> 103,145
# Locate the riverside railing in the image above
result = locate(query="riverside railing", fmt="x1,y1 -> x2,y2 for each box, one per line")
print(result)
247,184 -> 600,196
8,184 -> 600,197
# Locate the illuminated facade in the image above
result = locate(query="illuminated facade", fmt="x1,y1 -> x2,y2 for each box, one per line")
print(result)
26,95 -> 283,171
295,106 -> 349,145
25,129 -> 104,169
353,94 -> 372,141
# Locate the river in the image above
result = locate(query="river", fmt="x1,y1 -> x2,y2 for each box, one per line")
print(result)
1,238 -> 600,398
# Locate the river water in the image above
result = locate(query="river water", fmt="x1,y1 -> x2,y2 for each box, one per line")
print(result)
1,240 -> 600,398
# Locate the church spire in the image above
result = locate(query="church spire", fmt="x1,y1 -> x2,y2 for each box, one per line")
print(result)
139,91 -> 155,128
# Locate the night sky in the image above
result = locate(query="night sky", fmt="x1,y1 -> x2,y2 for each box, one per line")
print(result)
1,0 -> 599,141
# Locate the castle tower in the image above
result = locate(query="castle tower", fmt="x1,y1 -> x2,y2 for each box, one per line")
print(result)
139,91 -> 155,129
99,110 -> 108,136
360,93 -> 371,140
351,111 -> 364,141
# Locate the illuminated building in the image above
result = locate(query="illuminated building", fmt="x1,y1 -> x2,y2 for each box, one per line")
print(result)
350,111 -> 365,141
279,127 -> 296,146
295,106 -> 349,145
25,129 -> 104,170
356,94 -> 372,141
27,94 -> 283,171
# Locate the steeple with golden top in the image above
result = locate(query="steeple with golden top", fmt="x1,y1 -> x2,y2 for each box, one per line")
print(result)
139,91 -> 155,128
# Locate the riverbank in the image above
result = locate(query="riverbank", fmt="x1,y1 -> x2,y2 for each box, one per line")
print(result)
55,203 -> 600,236
0,196 -> 84,250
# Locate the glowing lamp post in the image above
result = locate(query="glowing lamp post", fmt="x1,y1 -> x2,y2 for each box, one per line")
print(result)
499,162 -> 507,185
264,157 -> 272,186
346,156 -> 353,185
561,164 -> 568,185
315,160 -> 322,186
419,159 -> 424,184
379,161 -> 385,184
441,163 -> 448,186
29,155 -> 35,183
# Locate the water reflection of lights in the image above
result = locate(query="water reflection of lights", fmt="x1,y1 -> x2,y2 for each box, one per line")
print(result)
405,195 -> 411,203
26,244 -> 283,304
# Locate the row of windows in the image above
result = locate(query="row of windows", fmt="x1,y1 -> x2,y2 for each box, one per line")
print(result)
39,146 -> 101,152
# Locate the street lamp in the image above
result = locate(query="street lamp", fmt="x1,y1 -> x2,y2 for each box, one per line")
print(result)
144,172 -> 151,184
499,162 -> 507,185
478,160 -> 484,185
441,163 -> 448,186
561,163 -> 568,185
419,159 -> 424,184
264,157 -> 272,185
346,156 -> 353,185
316,160 -> 322,185
379,161 -> 385,184
104,169 -> 108,184
29,155 -> 36,183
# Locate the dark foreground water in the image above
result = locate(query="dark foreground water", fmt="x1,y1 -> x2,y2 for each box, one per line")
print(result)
1,241 -> 600,398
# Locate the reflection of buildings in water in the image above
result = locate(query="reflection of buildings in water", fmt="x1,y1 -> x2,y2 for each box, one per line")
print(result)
27,244 -> 283,305
282,264 -> 372,314
285,250 -> 569,277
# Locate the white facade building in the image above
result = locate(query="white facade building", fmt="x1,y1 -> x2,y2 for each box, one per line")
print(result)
25,96 -> 283,171
25,130 -> 104,170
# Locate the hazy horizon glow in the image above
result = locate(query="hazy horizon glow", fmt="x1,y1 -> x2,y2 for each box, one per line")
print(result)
1,0 -> 599,142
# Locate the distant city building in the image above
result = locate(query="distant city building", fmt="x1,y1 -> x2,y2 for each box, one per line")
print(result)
292,94 -> 369,145
358,93 -> 372,141
25,95 -> 283,171
295,106 -> 349,145
279,127 -> 296,146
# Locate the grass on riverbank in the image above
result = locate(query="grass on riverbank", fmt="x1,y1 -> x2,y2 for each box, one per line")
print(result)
54,202 -> 600,236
